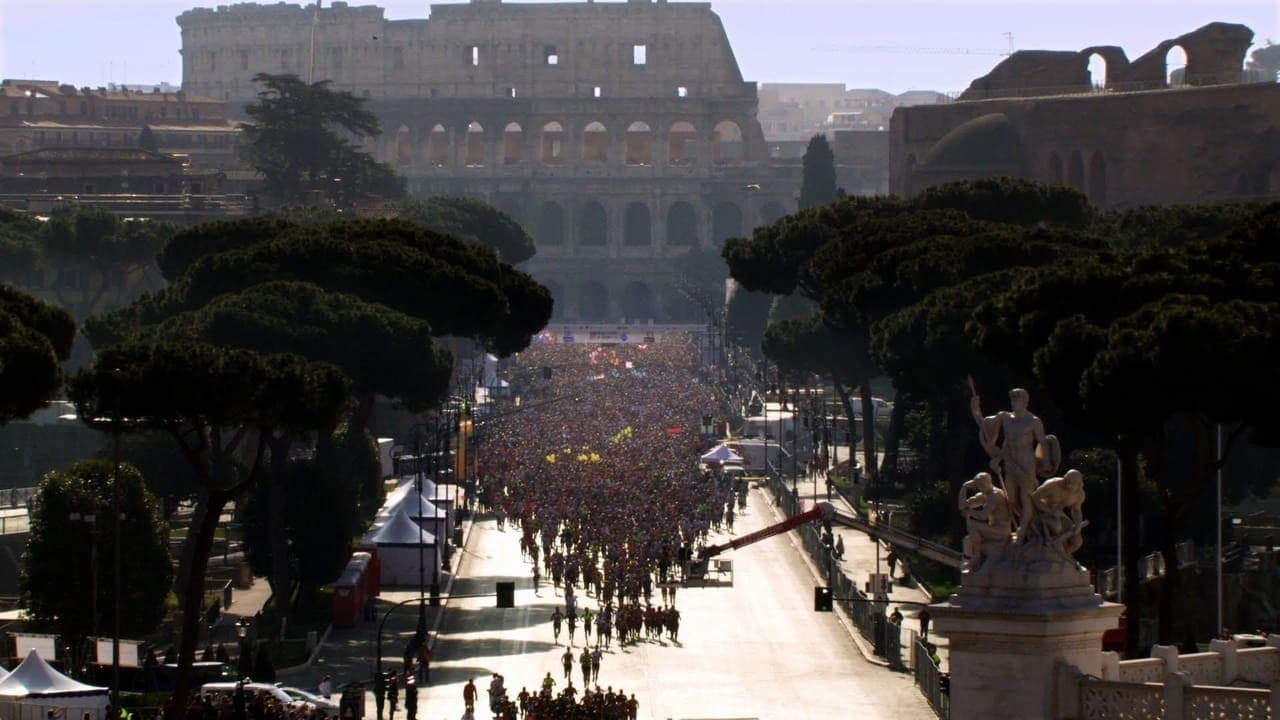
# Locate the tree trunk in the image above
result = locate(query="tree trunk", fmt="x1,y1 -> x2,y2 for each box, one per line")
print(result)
267,435 -> 293,614
879,392 -> 907,489
1157,527 -> 1181,645
1119,439 -> 1143,659
858,378 -> 877,489
172,492 -> 229,715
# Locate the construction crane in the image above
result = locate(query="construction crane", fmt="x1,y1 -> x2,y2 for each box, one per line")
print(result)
812,32 -> 1016,57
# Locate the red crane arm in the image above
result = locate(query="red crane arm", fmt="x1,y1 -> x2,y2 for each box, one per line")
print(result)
699,501 -> 832,559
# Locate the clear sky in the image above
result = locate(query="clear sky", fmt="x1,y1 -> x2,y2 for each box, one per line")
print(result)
1,0 -> 1276,94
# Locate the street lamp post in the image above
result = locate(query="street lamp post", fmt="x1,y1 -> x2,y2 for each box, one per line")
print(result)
111,371 -> 122,710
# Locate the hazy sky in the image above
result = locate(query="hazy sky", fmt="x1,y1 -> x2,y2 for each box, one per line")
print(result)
1,0 -> 1276,94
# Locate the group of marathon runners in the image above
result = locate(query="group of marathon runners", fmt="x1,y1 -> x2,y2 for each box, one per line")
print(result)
466,338 -> 739,719
464,673 -> 639,720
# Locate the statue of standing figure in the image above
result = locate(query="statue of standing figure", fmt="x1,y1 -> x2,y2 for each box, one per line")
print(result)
969,382 -> 1061,543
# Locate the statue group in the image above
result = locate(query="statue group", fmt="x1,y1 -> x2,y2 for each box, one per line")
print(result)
959,386 -> 1087,573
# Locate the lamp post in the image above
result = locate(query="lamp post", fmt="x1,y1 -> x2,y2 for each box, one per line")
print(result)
234,617 -> 250,681
70,510 -> 97,678
110,369 -> 122,710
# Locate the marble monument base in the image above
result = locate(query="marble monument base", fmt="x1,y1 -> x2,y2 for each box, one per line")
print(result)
931,551 -> 1124,720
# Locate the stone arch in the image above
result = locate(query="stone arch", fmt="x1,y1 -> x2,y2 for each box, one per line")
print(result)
662,284 -> 701,323
427,124 -> 449,167
497,197 -> 524,226
1048,152 -> 1064,184
621,281 -> 655,321
668,121 -> 696,166
712,201 -> 743,247
500,122 -> 523,165
1166,44 -> 1188,87
712,120 -> 744,164
464,121 -> 485,167
666,201 -> 698,247
577,281 -> 609,321
538,201 -> 565,246
760,201 -> 787,226
623,202 -> 651,246
541,121 -> 565,165
579,201 -> 607,246
395,124 -> 412,166
542,280 -> 565,320
1067,151 -> 1085,191
1088,151 -> 1107,207
1087,53 -> 1108,90
625,121 -> 653,166
582,121 -> 608,163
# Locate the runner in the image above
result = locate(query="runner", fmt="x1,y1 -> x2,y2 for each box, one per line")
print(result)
561,647 -> 574,681
462,678 -> 477,714
551,606 -> 563,645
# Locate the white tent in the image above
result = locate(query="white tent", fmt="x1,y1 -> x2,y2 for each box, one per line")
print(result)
367,512 -> 440,586
700,444 -> 744,465
0,650 -> 109,720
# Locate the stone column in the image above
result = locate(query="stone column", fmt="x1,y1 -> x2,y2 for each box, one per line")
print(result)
931,558 -> 1123,720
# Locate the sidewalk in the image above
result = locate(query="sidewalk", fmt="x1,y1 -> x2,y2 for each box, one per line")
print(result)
770,466 -> 950,667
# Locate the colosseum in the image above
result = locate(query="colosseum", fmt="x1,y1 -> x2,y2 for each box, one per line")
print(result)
177,0 -> 798,322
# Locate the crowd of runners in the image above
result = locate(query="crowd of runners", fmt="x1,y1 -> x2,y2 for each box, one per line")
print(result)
467,672 -> 639,720
466,338 -> 738,718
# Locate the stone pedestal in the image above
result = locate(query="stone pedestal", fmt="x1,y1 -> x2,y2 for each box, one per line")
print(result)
931,550 -> 1124,720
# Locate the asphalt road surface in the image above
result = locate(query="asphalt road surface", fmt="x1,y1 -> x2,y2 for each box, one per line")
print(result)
412,485 -> 936,720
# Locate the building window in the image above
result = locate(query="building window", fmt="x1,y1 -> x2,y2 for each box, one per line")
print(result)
593,86 -> 602,99
9,101 -> 16,114
507,87 -> 517,98
79,101 -> 87,115
467,45 -> 479,67
633,44 -> 647,65
545,46 -> 559,65
677,86 -> 688,98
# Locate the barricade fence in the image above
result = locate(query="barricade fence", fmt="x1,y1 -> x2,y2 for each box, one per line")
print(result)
761,473 -> 908,672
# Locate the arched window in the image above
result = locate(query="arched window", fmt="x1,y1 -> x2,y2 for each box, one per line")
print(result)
1166,45 -> 1188,87
541,122 -> 565,165
464,121 -> 485,167
538,201 -> 565,246
621,281 -> 655,321
712,202 -> 743,247
580,202 -> 607,246
623,202 -> 651,246
1067,151 -> 1085,191
1088,152 -> 1107,207
426,124 -> 449,167
668,121 -> 696,166
578,281 -> 609,321
666,202 -> 697,246
1087,53 -> 1107,90
760,202 -> 787,226
500,122 -> 523,165
395,124 -> 412,166
712,120 -> 744,164
624,122 -> 653,166
1049,152 -> 1064,184
542,280 -> 565,320
582,121 -> 608,163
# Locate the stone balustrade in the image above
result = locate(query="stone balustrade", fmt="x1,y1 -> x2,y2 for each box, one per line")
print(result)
1062,636 -> 1280,719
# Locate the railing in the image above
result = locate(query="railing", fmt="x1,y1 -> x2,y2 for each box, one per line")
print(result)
913,639 -> 950,718
0,487 -> 37,509
1184,685 -> 1269,719
1236,646 -> 1280,684
1118,658 -> 1167,684
1176,652 -> 1224,686
1078,680 -> 1165,719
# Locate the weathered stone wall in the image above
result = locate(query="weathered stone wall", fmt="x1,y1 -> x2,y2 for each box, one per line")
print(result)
179,0 -> 789,322
891,81 -> 1280,208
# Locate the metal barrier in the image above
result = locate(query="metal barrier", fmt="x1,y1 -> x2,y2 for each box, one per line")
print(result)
0,487 -> 36,509
914,639 -> 950,718
763,473 -> 908,671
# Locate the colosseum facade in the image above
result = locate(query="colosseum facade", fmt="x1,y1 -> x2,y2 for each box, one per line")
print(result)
178,0 -> 798,322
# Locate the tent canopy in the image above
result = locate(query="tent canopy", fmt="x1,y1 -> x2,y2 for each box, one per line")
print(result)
700,444 -> 744,464
0,650 -> 108,698
369,512 -> 436,547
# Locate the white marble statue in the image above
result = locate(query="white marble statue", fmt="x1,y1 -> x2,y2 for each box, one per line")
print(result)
958,471 -> 1011,571
968,382 -> 1061,541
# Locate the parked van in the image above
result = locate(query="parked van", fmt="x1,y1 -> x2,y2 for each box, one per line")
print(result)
199,682 -> 309,710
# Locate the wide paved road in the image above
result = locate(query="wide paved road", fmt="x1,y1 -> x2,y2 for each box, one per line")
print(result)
416,484 -> 935,720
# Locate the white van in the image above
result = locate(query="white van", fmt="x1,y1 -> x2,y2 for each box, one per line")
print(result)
199,682 -> 308,710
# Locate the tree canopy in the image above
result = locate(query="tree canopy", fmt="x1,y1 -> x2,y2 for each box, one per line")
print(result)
241,73 -> 403,204
799,134 -> 838,210
22,460 -> 172,659
0,283 -> 75,424
398,196 -> 537,265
